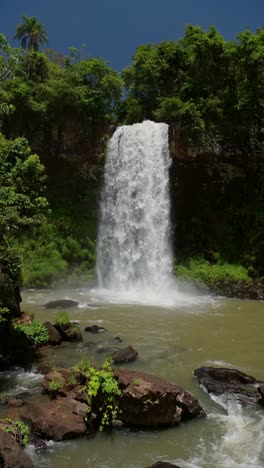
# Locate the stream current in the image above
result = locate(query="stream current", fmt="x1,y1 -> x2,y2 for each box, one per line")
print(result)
1,288 -> 263,468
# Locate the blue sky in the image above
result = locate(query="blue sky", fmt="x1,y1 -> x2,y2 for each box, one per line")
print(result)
0,0 -> 263,70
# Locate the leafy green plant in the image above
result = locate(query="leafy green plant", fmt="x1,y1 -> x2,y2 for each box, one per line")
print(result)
132,378 -> 140,387
0,307 -> 10,324
15,320 -> 49,345
55,311 -> 70,326
0,418 -> 30,446
85,358 -> 122,431
48,379 -> 62,391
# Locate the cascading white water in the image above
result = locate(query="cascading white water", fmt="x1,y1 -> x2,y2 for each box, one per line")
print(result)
97,120 -> 173,292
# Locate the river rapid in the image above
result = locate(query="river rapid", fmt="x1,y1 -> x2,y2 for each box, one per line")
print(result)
1,286 -> 263,468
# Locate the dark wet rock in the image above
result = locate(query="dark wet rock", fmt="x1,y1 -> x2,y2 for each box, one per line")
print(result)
30,434 -> 47,450
22,397 -> 87,441
115,369 -> 205,427
54,323 -> 83,342
194,366 -> 263,405
148,463 -> 181,468
44,299 -> 79,309
84,325 -> 106,333
112,346 -> 138,364
44,321 -> 62,345
36,363 -> 52,375
114,336 -> 123,342
0,429 -> 33,468
258,384 -> 264,405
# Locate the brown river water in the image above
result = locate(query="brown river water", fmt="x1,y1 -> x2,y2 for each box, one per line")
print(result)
1,286 -> 264,467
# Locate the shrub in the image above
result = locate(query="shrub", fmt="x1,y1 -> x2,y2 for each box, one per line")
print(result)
175,257 -> 251,285
15,320 -> 49,345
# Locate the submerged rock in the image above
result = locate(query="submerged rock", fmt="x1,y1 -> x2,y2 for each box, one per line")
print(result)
148,463 -> 181,468
194,366 -> 263,405
44,299 -> 79,309
115,369 -> 205,427
0,429 -> 33,468
112,346 -> 138,363
114,336 -> 123,342
84,325 -> 106,333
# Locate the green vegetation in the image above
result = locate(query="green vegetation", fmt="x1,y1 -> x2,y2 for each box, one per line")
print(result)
55,311 -> 70,327
123,25 -> 264,153
175,258 -> 251,287
48,379 -> 62,391
71,357 -> 121,430
85,358 -> 121,431
0,418 -> 30,446
15,320 -> 49,345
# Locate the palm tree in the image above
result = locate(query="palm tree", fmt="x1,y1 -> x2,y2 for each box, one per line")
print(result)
14,16 -> 48,51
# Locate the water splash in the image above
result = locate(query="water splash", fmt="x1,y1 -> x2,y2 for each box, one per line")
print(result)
96,120 -> 215,307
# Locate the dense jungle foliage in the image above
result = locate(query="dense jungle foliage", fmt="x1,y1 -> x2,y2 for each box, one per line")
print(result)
1,19 -> 264,314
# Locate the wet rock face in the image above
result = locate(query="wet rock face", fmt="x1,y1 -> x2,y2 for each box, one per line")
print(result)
194,367 -> 263,405
44,321 -> 62,345
54,323 -> 83,342
22,397 -> 87,441
0,429 -> 33,468
44,299 -> 79,309
115,369 -> 205,427
112,346 -> 138,364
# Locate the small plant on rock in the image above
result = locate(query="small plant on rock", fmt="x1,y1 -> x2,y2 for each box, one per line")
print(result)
48,379 -> 62,392
0,418 -> 30,446
55,311 -> 70,326
85,357 -> 122,431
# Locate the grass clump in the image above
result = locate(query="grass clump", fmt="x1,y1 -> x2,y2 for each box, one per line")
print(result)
55,311 -> 70,327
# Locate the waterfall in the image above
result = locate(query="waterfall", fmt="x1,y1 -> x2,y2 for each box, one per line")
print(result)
96,120 -> 173,292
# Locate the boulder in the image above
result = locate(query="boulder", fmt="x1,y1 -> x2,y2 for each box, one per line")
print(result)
44,321 -> 62,345
194,366 -> 263,405
22,397 -> 87,441
54,323 -> 83,342
0,429 -> 33,468
115,369 -> 205,427
112,346 -> 138,364
84,325 -> 106,333
44,299 -> 79,309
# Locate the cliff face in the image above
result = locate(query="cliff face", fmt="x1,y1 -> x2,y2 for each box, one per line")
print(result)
169,126 -> 264,271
